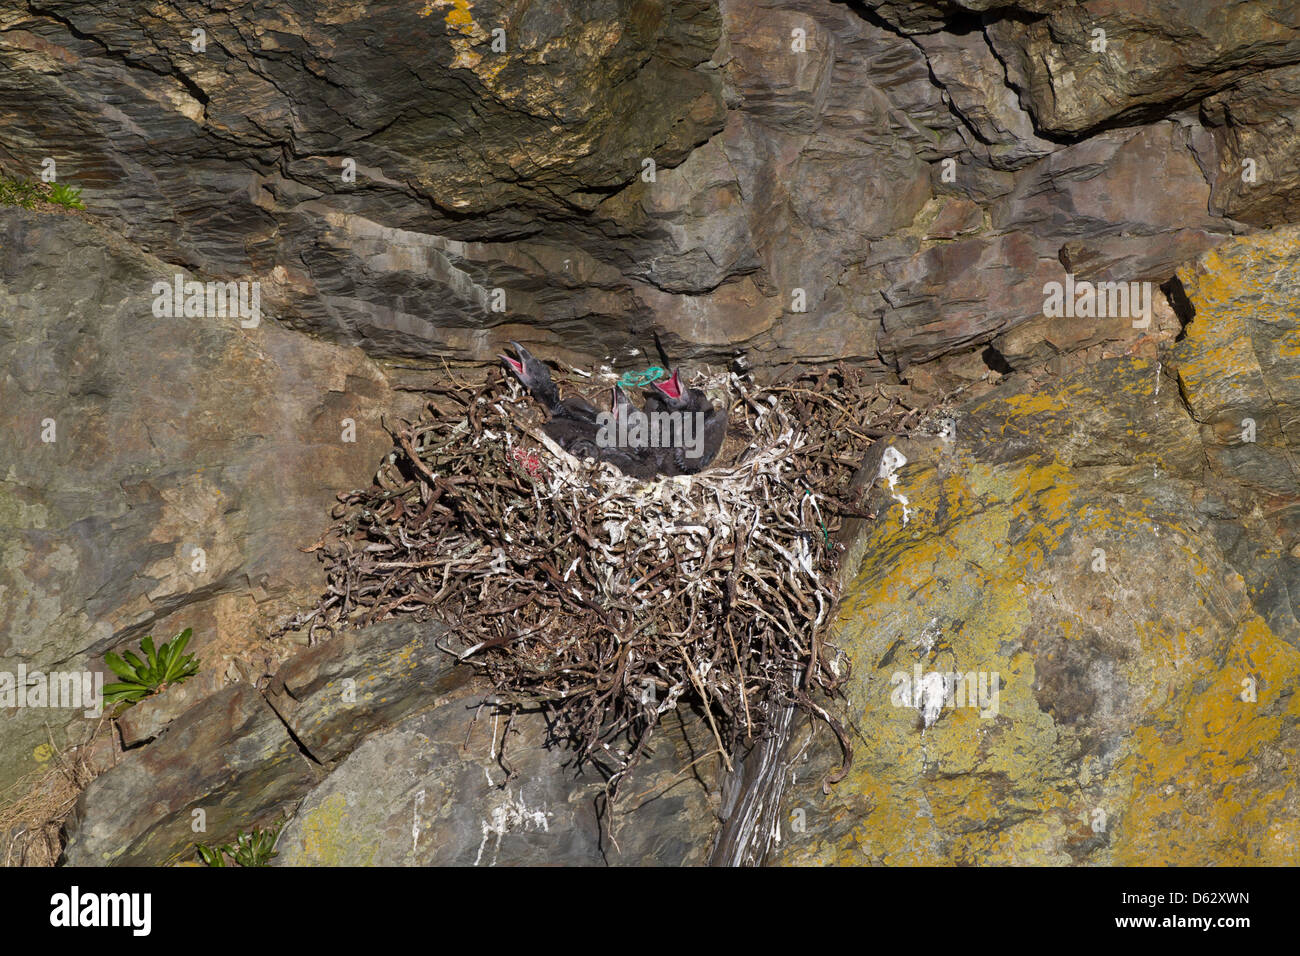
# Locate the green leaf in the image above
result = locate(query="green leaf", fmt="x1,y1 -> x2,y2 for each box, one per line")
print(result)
121,650 -> 147,676
104,652 -> 135,681
166,631 -> 198,684
102,681 -> 148,693
159,638 -> 176,672
165,646 -> 186,680
104,628 -> 200,709
178,656 -> 200,682
47,182 -> 85,210
102,682 -> 149,706
196,844 -> 225,867
170,628 -> 192,660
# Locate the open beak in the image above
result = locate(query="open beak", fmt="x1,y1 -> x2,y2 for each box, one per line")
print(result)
501,341 -> 529,376
653,369 -> 683,400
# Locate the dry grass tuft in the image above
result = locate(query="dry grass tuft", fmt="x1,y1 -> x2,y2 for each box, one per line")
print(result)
0,719 -> 119,867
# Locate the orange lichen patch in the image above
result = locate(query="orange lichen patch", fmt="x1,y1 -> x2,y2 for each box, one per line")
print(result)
1184,228 -> 1300,321
781,409 -> 1294,864
1176,321 -> 1261,416
419,0 -> 473,26
804,447 -> 1098,863
924,772 -> 1006,830
988,389 -> 1067,424
1275,328 -> 1300,360
1113,616 -> 1300,865
835,784 -> 948,866
1009,461 -> 1077,564
971,813 -> 1079,865
1177,225 -> 1300,417
420,0 -> 489,70
775,259 -> 1300,865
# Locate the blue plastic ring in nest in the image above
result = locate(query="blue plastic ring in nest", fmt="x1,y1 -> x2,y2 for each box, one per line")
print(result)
618,367 -> 667,388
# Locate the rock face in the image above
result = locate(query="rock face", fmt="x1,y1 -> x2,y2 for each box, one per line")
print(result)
986,1 -> 1300,137
5,0 -> 1300,866
272,698 -> 717,866
63,619 -> 717,866
773,229 -> 1300,866
0,0 -> 1270,372
0,207 -> 422,787
1202,64 -> 1300,226
64,617 -> 473,865
0,0 -> 730,363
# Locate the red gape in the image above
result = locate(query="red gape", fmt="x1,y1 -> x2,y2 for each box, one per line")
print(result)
511,446 -> 543,477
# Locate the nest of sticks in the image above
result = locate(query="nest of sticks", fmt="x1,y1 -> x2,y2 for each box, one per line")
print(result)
288,363 -> 930,792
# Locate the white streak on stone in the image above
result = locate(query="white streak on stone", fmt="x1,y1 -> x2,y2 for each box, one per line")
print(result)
878,446 -> 912,525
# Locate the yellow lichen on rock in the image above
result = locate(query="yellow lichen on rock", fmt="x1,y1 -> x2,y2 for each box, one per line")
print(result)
296,791 -> 377,867
1177,224 -> 1300,422
422,0 -> 488,70
776,238 -> 1300,863
1113,616 -> 1300,865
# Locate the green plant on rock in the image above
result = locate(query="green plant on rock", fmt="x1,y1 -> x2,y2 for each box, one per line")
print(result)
103,628 -> 200,710
0,176 -> 43,209
0,174 -> 87,210
47,182 -> 85,209
196,821 -> 284,867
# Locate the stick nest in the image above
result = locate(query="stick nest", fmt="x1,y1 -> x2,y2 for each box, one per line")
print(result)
289,364 -> 924,791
